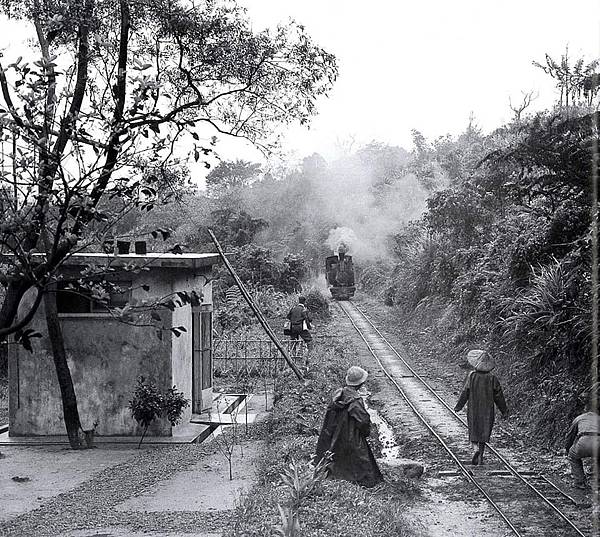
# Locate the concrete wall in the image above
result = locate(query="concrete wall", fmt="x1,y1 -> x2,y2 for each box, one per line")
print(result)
9,263 -> 215,437
171,301 -> 192,430
10,307 -> 173,436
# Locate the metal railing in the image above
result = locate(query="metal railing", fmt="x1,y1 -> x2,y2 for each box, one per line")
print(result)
212,333 -> 337,392
213,338 -> 305,381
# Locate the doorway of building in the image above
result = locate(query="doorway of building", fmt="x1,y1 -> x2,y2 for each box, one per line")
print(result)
192,306 -> 213,413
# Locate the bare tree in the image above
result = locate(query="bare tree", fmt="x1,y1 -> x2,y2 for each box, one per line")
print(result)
213,393 -> 241,481
509,91 -> 537,121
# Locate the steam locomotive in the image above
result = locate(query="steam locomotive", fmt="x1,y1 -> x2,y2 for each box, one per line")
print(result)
325,244 -> 356,300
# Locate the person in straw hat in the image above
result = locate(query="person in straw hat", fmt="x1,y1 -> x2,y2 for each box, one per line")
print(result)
315,365 -> 383,487
454,349 -> 508,465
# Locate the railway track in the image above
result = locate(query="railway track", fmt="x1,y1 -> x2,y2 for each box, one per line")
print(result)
336,299 -> 593,537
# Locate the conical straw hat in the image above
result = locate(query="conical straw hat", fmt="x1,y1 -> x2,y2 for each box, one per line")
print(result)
467,350 -> 495,372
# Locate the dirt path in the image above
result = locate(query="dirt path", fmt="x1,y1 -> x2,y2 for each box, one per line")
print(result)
0,425 -> 263,537
330,295 -> 594,536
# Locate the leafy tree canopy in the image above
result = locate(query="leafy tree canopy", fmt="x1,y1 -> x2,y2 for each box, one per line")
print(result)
205,159 -> 262,198
0,0 -> 338,340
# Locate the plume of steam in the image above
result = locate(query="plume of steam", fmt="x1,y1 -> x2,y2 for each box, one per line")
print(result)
316,149 -> 430,262
326,227 -> 357,254
240,143 -> 433,264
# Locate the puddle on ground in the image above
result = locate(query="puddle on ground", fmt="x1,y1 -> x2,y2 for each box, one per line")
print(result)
360,399 -> 513,536
364,400 -> 400,461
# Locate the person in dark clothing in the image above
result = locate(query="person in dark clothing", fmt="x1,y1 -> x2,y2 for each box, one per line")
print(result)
315,366 -> 383,488
287,296 -> 314,352
454,349 -> 508,466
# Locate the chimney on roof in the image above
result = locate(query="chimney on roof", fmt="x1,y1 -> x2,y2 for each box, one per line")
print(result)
117,240 -> 130,254
135,241 -> 147,255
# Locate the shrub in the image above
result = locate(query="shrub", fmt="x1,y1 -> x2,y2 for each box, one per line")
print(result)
498,258 -> 590,372
163,386 -> 190,426
213,284 -> 298,335
280,254 -> 308,293
129,377 -> 190,447
305,288 -> 330,319
129,377 -> 163,448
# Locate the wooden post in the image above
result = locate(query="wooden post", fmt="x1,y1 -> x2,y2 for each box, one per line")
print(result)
208,229 -> 304,381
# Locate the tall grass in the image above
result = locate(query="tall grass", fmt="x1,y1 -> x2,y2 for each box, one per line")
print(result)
498,259 -> 590,371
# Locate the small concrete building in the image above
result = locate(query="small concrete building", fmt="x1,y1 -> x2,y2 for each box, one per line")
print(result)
8,252 -> 219,438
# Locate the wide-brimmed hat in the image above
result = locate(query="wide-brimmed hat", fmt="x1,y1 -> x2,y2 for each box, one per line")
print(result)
345,366 -> 368,386
467,350 -> 495,372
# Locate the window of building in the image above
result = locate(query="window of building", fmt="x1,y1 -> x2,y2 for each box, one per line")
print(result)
56,280 -> 132,314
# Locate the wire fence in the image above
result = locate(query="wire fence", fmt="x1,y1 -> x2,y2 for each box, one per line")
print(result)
212,334 -> 338,393
214,338 -> 303,379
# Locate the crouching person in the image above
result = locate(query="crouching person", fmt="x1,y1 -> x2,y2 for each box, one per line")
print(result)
565,398 -> 600,489
454,349 -> 508,466
315,366 -> 383,488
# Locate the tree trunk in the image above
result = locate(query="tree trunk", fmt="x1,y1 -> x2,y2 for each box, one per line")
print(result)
138,424 -> 148,449
0,281 -> 31,340
43,285 -> 83,449
245,403 -> 248,435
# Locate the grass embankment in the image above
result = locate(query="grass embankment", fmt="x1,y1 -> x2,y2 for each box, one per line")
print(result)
225,338 -> 418,537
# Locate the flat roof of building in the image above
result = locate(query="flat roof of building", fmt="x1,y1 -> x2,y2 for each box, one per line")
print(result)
0,252 -> 221,269
64,252 -> 221,269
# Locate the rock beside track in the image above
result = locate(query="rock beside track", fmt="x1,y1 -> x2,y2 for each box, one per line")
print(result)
381,458 -> 424,478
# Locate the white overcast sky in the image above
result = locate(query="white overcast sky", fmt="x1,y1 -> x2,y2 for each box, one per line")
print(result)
236,0 -> 600,160
1,1 -> 599,164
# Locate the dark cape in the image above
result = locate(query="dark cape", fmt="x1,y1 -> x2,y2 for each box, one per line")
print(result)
315,386 -> 383,488
455,370 -> 508,443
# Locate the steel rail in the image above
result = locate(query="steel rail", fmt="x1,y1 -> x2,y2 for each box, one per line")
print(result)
337,301 -> 523,537
538,475 -> 580,506
350,302 -> 586,536
340,300 -> 586,537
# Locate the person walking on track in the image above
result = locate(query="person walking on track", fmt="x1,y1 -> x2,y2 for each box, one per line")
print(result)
564,391 -> 600,489
315,366 -> 384,488
454,349 -> 508,466
287,295 -> 314,352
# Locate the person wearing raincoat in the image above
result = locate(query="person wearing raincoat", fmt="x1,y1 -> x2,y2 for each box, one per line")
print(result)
315,366 -> 383,488
454,349 -> 508,465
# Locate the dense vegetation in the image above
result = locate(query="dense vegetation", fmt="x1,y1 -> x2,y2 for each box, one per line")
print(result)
137,51 -> 599,446
373,56 -> 599,443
